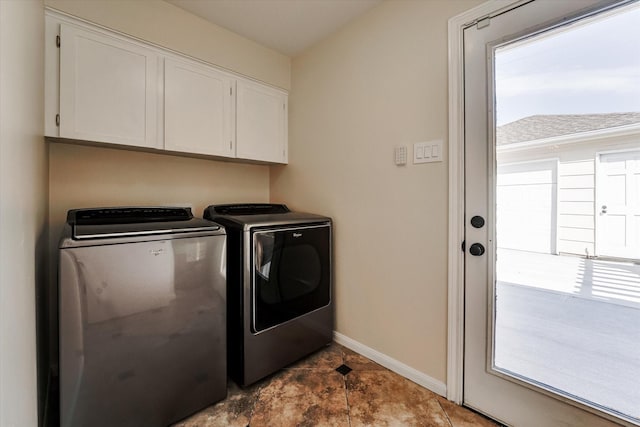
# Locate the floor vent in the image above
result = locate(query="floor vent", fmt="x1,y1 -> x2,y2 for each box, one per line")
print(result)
335,364 -> 352,375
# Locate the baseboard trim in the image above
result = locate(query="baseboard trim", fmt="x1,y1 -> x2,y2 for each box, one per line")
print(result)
333,331 -> 447,397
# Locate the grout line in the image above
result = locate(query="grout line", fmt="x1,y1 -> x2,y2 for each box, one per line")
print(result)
344,375 -> 352,427
436,398 -> 455,427
340,346 -> 352,427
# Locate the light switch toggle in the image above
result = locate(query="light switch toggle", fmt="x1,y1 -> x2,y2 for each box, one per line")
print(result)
413,140 -> 443,164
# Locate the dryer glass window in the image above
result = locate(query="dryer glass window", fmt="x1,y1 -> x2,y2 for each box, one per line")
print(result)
252,224 -> 331,332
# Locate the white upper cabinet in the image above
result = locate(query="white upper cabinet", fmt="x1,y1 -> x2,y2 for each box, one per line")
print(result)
58,24 -> 160,149
46,11 -> 288,164
236,79 -> 288,164
164,58 -> 234,157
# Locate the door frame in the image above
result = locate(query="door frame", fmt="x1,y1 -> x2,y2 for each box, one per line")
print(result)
446,0 -> 525,404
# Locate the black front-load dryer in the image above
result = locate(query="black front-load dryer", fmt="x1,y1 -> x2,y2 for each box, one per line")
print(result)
204,203 -> 333,386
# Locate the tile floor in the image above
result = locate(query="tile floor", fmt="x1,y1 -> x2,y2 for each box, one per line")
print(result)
173,343 -> 499,427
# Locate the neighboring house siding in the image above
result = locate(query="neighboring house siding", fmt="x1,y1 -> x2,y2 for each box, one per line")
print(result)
496,115 -> 639,258
557,160 -> 595,256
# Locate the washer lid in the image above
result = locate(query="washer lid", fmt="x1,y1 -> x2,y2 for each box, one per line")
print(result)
67,207 -> 220,240
68,206 -> 193,225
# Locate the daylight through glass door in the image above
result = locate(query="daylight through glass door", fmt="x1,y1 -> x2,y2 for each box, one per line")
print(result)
492,2 -> 640,423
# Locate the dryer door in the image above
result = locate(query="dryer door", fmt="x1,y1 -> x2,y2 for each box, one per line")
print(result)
251,223 -> 331,333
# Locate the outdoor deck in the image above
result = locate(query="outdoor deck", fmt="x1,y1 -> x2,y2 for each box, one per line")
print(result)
495,249 -> 640,421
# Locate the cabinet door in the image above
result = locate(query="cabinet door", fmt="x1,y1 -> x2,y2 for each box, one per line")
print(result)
236,80 -> 288,164
59,24 -> 159,148
164,58 -> 234,157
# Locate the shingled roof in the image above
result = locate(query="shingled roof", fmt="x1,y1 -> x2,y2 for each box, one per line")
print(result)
496,112 -> 640,145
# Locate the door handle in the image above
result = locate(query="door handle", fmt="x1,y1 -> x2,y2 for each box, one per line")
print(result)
469,243 -> 485,256
601,205 -> 607,214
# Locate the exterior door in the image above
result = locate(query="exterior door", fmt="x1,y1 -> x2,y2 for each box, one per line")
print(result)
463,1 -> 639,426
597,150 -> 640,259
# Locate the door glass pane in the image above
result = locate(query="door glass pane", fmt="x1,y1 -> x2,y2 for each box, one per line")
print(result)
493,2 -> 640,423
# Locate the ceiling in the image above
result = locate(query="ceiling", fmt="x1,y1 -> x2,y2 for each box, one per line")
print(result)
166,0 -> 383,57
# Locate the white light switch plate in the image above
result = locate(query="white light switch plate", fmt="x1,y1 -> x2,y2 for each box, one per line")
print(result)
414,140 -> 443,164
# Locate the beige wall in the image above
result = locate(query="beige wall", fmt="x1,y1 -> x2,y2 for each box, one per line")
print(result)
49,143 -> 270,232
0,0 -> 47,425
271,0 -> 482,384
44,0 -> 290,90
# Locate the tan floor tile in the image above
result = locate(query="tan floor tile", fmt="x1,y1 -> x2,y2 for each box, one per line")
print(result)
172,343 -> 500,427
287,342 -> 344,371
437,396 -> 500,427
250,369 -> 349,427
172,381 -> 259,427
346,370 -> 450,427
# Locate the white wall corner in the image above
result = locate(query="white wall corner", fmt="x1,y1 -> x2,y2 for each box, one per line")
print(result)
333,332 -> 447,398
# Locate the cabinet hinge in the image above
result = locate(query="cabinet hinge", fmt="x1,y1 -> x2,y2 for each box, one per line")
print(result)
55,114 -> 60,127
230,87 -> 232,96
56,35 -> 61,48
229,141 -> 233,150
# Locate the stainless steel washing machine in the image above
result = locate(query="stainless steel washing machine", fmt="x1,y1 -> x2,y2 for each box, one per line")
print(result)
58,207 -> 227,427
204,204 -> 333,386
